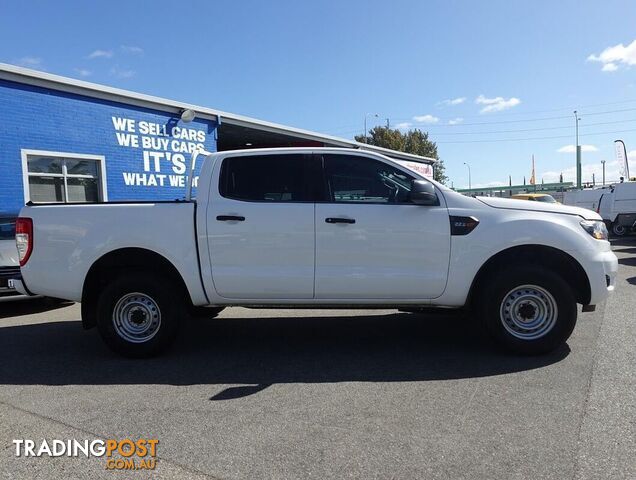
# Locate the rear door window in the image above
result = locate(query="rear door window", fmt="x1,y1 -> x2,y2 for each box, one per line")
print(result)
219,154 -> 323,202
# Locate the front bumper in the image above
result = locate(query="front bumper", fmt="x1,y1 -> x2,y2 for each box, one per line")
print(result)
585,249 -> 618,306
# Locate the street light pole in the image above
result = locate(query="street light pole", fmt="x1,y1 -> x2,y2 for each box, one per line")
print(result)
601,160 -> 606,186
463,162 -> 471,191
364,113 -> 379,143
574,110 -> 581,189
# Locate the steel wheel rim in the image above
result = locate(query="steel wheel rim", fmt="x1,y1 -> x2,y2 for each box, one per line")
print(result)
112,292 -> 161,343
499,284 -> 558,340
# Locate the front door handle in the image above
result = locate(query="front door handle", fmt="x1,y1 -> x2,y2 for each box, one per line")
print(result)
325,217 -> 355,224
217,215 -> 245,222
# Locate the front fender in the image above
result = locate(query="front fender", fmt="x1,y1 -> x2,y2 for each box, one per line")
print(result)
434,208 -> 604,306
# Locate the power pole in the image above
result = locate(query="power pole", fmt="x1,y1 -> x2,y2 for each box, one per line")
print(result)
463,162 -> 471,191
601,160 -> 606,185
574,111 -> 581,189
364,113 -> 379,143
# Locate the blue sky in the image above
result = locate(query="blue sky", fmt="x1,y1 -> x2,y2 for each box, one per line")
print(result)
1,0 -> 635,188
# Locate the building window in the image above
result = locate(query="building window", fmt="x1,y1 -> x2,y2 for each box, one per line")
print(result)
22,150 -> 107,203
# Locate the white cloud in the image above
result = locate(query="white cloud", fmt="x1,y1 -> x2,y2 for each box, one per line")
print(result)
541,160 -> 621,184
475,94 -> 521,113
556,144 -> 599,153
412,114 -> 439,124
448,117 -> 464,125
109,66 -> 135,79
588,39 -> 636,71
439,97 -> 466,106
628,149 -> 636,161
87,49 -> 113,59
121,45 -> 144,55
395,122 -> 412,130
73,68 -> 92,77
17,56 -> 43,68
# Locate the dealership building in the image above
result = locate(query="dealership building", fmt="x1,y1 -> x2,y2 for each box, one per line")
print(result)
0,63 -> 435,216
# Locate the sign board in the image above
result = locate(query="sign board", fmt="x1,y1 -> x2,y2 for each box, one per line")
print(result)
394,160 -> 434,179
614,140 -> 630,179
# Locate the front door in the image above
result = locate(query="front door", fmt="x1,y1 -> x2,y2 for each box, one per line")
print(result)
314,153 -> 451,300
207,153 -> 320,299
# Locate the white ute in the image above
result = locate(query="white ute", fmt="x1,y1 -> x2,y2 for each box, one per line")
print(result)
14,148 -> 618,357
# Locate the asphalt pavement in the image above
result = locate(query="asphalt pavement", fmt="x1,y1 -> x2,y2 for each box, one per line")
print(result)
0,238 -> 634,479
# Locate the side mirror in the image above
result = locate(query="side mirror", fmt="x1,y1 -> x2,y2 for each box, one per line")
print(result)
409,180 -> 438,206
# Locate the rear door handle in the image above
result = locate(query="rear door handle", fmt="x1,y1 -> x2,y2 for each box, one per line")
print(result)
217,215 -> 245,222
325,217 -> 355,224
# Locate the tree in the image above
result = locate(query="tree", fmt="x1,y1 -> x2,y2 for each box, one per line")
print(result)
355,126 -> 448,185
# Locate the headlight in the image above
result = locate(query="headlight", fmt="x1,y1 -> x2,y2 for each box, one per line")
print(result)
580,220 -> 608,240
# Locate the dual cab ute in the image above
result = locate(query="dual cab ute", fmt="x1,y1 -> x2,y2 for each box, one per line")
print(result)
15,148 -> 618,357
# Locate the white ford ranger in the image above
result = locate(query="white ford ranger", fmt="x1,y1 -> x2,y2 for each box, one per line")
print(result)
14,148 -> 618,357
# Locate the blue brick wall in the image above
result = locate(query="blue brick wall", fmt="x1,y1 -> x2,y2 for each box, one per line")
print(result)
0,79 -> 217,216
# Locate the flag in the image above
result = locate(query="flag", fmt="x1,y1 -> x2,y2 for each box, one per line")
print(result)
614,140 -> 630,179
529,155 -> 536,185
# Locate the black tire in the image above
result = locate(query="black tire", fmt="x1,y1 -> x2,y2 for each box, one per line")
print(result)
190,306 -> 225,319
611,222 -> 627,237
96,272 -> 184,357
478,265 -> 577,355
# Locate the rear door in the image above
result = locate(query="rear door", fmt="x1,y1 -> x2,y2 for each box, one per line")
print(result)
314,153 -> 451,300
206,153 -> 320,299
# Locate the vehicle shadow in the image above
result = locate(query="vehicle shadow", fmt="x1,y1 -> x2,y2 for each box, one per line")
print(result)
0,298 -> 74,319
618,256 -> 636,266
610,237 -> 636,248
0,311 -> 570,395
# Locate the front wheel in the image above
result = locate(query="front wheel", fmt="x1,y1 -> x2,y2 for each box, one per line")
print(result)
611,222 -> 627,237
96,272 -> 184,357
478,266 -> 577,355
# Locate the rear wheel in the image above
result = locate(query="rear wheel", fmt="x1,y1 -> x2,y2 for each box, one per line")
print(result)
478,266 -> 577,355
96,272 -> 183,357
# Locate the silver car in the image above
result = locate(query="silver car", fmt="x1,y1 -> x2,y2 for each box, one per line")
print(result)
0,216 -> 24,300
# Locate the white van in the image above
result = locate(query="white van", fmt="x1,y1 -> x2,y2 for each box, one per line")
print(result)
562,188 -> 610,212
597,182 -> 636,236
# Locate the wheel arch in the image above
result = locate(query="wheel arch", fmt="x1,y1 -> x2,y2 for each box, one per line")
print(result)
467,244 -> 591,308
81,247 -> 191,329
